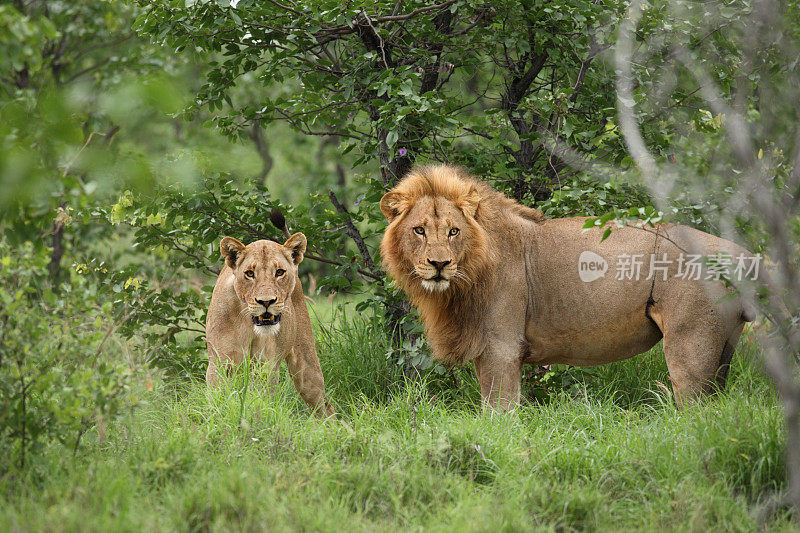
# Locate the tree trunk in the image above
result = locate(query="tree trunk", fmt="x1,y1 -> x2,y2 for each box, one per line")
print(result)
48,221 -> 64,286
248,125 -> 274,187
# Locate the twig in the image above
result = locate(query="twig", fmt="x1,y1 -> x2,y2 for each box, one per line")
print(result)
90,308 -> 136,367
372,0 -> 457,23
571,38 -> 610,103
271,206 -> 383,281
147,226 -> 220,277
328,189 -> 380,274
263,0 -> 304,18
305,250 -> 382,281
452,7 -> 488,36
62,132 -> 98,177
361,10 -> 389,70
64,58 -> 111,84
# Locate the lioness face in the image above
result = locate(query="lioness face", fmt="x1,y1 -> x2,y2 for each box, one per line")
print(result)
219,234 -> 306,335
395,196 -> 469,292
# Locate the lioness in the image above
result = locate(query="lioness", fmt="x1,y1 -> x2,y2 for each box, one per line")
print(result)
380,165 -> 756,410
205,234 -> 334,417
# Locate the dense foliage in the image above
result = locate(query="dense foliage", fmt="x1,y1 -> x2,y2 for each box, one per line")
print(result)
134,0 -> 633,195
0,241 -> 130,472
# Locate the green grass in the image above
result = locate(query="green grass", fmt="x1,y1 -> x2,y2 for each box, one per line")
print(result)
0,312 -> 794,532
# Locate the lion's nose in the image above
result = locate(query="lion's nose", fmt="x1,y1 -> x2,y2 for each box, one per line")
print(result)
255,297 -> 277,309
427,259 -> 451,271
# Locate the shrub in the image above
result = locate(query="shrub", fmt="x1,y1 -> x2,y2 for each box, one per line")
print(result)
0,239 -> 131,472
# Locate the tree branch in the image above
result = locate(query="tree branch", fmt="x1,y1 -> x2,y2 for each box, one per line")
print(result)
328,189 -> 380,275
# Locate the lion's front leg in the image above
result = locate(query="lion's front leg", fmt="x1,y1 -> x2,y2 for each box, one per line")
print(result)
473,350 -> 521,412
206,360 -> 220,387
286,345 -> 335,418
206,344 -> 229,388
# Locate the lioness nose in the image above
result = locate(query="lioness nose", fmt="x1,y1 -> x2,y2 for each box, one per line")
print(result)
256,297 -> 277,308
427,259 -> 451,271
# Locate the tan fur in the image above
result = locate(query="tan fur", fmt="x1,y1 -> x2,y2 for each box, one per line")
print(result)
381,165 -> 754,410
205,234 -> 334,418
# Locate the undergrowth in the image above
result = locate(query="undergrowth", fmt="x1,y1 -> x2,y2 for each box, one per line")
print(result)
0,307 -> 792,532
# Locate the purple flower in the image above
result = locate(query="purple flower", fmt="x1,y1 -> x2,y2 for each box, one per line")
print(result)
398,148 -> 408,156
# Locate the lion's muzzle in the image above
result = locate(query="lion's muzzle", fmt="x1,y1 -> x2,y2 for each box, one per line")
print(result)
416,260 -> 457,293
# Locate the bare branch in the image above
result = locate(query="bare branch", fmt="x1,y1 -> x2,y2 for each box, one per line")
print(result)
372,0 -> 457,24
328,189 -> 381,275
614,0 -> 800,514
614,1 -> 660,183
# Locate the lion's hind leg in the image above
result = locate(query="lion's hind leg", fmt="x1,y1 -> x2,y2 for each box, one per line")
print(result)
714,329 -> 743,392
650,274 -> 750,407
655,304 -> 743,408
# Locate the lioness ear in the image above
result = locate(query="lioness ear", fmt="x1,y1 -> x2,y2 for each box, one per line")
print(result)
380,191 -> 405,222
459,189 -> 481,219
284,232 -> 307,265
220,237 -> 246,269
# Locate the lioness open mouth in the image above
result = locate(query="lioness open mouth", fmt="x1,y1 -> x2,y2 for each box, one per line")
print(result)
252,312 -> 281,326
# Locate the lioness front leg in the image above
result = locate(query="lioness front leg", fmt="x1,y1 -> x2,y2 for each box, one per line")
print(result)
206,361 -> 220,387
473,351 -> 521,412
286,346 -> 335,418
206,345 -> 228,388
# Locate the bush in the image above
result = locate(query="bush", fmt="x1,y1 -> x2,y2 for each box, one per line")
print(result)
0,239 -> 131,472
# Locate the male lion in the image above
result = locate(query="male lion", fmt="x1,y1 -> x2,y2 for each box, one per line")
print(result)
205,233 -> 334,417
380,165 -> 756,410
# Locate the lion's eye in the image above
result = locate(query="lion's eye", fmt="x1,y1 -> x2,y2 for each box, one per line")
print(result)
275,268 -> 285,277
448,228 -> 460,237
413,226 -> 425,236
244,270 -> 255,279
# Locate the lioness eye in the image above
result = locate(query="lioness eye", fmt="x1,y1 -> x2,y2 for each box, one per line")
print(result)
413,226 -> 425,235
244,270 -> 255,279
449,228 -> 460,237
275,268 -> 285,277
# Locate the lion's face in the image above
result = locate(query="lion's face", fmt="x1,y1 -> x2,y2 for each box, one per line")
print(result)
219,234 -> 306,335
381,187 -> 481,293
397,196 -> 470,292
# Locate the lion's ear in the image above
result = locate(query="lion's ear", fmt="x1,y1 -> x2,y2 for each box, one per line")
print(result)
380,191 -> 405,222
220,237 -> 246,269
284,232 -> 307,265
459,189 -> 481,219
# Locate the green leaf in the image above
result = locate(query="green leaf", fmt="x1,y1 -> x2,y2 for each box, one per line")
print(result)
386,129 -> 398,148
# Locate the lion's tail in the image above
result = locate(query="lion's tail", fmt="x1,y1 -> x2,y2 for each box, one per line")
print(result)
270,208 -> 292,239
